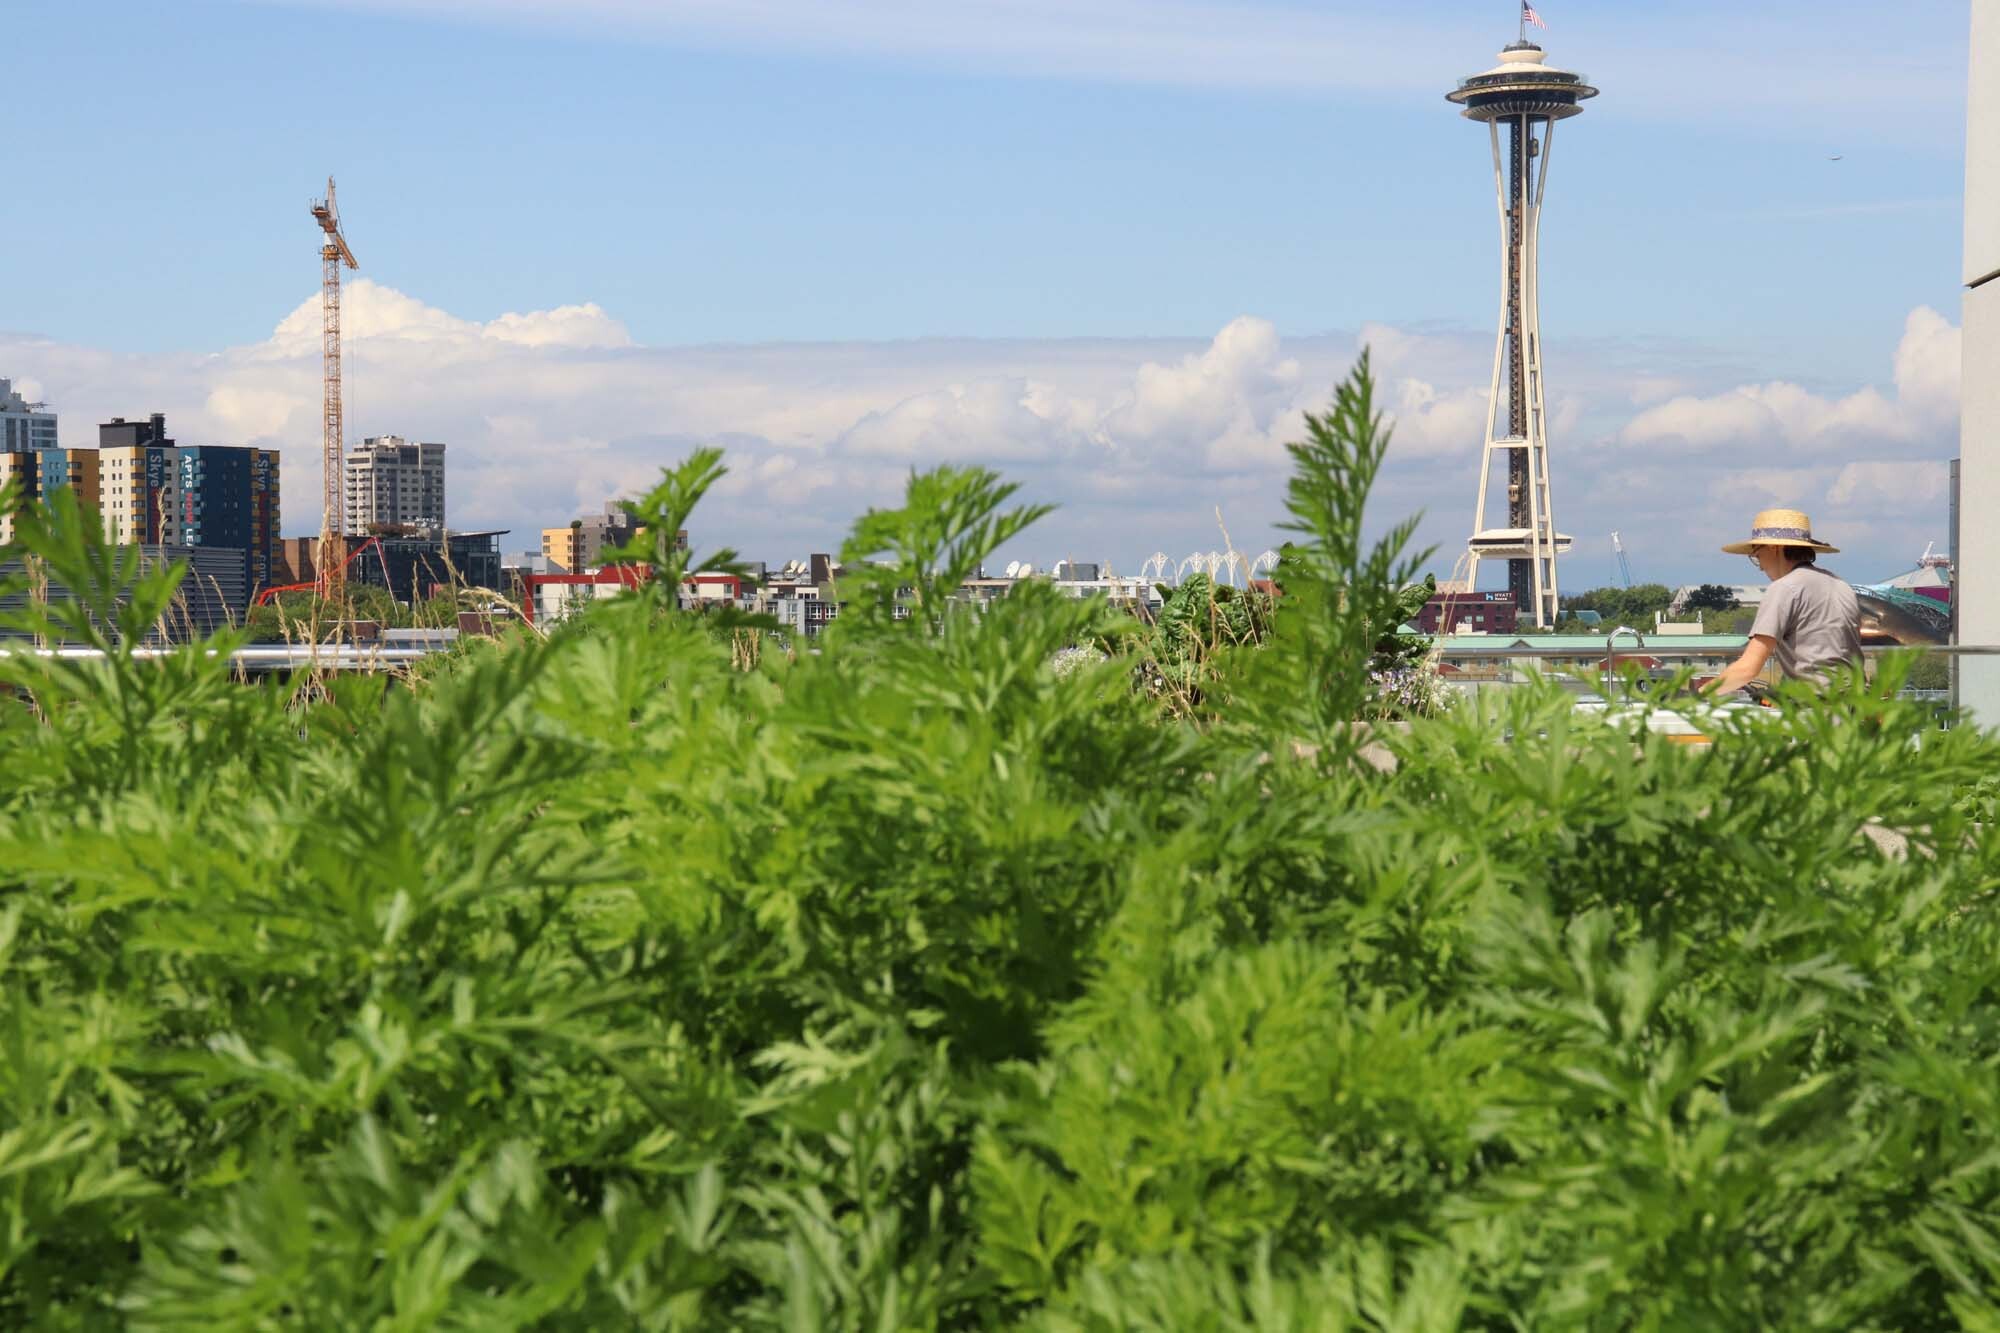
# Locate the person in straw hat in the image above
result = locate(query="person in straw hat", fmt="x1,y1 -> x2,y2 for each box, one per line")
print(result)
1705,507 -> 1863,695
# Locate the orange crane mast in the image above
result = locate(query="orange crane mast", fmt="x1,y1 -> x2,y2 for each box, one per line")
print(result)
310,178 -> 358,583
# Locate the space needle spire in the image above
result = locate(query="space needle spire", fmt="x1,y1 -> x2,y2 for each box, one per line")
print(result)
1446,26 -> 1596,628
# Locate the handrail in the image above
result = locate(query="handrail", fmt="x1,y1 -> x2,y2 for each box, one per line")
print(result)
1603,624 -> 1647,652
0,644 -> 437,674
1433,642 -> 2000,659
2,641 -> 1996,677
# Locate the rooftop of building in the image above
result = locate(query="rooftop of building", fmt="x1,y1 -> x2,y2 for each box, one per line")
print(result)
367,527 -> 508,542
1,379 -> 50,415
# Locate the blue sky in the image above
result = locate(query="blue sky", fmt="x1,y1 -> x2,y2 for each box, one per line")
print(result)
0,0 -> 1975,585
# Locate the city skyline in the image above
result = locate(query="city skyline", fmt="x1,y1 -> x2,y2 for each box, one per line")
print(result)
0,0 -> 1971,587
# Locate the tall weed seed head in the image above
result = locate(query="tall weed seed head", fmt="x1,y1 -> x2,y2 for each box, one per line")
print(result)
2,355 -> 2000,1328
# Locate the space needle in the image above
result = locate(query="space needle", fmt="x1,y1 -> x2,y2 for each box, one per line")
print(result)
1446,18 -> 1596,628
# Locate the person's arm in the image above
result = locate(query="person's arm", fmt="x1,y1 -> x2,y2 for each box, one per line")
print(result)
1706,634 -> 1776,694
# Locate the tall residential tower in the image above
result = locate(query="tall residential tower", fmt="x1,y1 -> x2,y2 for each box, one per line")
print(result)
341,435 -> 445,535
1447,38 -> 1596,628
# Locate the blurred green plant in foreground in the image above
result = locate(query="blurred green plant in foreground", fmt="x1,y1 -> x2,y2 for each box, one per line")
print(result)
2,357 -> 1999,1330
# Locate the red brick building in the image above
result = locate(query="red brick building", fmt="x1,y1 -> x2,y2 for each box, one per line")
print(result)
1417,590 -> 1519,635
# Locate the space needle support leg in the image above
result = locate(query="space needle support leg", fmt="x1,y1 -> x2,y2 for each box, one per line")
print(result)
1471,117 -> 1510,595
1512,118 -> 1544,624
1530,117 -> 1559,624
1521,117 -> 1548,627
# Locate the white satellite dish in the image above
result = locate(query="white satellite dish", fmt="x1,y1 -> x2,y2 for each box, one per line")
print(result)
1018,563 -> 1035,578
1004,561 -> 1021,579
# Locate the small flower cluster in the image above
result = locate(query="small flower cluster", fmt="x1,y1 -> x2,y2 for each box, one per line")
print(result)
1367,663 -> 1458,719
1050,645 -> 1109,679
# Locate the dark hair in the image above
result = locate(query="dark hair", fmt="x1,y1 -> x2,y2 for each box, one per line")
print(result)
1793,548 -> 1817,567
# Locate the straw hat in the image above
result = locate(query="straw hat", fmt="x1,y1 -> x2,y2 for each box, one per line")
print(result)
1720,507 -> 1839,555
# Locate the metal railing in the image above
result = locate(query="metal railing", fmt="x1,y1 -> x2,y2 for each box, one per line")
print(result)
1,640 -> 1994,679
1435,636 -> 2000,661
0,644 -> 438,674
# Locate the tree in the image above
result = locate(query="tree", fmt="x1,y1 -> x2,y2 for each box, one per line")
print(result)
1906,652 -> 1950,691
242,584 -> 405,643
1683,584 -> 1740,613
1564,583 -> 1673,624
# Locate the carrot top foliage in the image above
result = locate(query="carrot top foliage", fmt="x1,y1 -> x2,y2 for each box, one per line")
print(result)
3,358 -> 1999,1330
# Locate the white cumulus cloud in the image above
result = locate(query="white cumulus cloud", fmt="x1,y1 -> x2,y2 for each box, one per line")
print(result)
265,280 -> 632,354
0,288 -> 1964,586
1618,307 -> 1959,458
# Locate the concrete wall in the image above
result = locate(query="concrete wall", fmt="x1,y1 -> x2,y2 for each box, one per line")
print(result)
1969,1 -> 2000,293
1963,2 -> 2000,721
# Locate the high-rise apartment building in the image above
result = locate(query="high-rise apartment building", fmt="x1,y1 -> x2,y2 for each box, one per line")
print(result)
172,446 -> 282,591
0,379 -> 58,454
0,448 -> 100,545
93,414 -> 281,595
342,435 -> 445,535
0,452 -> 31,544
0,409 -> 279,606
98,414 -> 179,545
36,448 -> 102,507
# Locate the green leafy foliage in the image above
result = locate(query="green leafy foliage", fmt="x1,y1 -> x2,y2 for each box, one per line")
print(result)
4,356 -> 2000,1329
1681,582 -> 1740,613
835,464 -> 1053,633
1234,352 -> 1437,750
1564,582 -> 1676,625
1131,574 -> 1271,718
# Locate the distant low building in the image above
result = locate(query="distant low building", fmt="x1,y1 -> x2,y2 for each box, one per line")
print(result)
1048,571 -> 1162,615
542,503 -> 679,572
502,550 -> 556,576
347,529 -> 505,604
1431,632 -> 1749,691
524,564 -> 647,624
765,592 -> 841,638
1666,583 -> 1764,615
275,536 -> 320,587
1,544 -> 250,642
1417,589 -> 1519,635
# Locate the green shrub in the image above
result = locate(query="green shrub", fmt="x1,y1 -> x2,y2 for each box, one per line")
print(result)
3,359 -> 1999,1329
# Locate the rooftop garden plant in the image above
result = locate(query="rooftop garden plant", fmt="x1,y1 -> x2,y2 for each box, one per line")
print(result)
2,357 -> 1997,1329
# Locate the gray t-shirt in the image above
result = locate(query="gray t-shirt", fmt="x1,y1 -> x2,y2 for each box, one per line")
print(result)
1749,565 -> 1864,683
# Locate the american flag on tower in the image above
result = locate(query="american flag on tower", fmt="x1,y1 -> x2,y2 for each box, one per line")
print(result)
1522,2 -> 1547,29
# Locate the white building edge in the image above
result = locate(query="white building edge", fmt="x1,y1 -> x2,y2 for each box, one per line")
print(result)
1962,2 -> 2000,723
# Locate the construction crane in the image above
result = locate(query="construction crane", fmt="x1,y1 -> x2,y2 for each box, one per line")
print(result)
1611,531 -> 1633,589
310,178 -> 359,579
